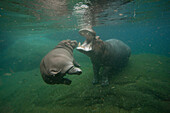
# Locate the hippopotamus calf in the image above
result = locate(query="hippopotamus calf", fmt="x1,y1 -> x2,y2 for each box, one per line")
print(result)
40,40 -> 82,85
77,28 -> 131,86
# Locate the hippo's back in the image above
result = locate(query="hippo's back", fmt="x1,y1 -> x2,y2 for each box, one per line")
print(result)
105,39 -> 131,66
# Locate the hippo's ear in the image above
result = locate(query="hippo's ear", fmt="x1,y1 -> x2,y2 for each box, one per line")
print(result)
64,41 -> 74,49
64,42 -> 71,47
95,36 -> 100,40
63,41 -> 70,46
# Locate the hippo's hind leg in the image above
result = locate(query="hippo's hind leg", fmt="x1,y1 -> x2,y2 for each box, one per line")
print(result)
56,77 -> 72,85
67,66 -> 82,75
62,78 -> 72,85
101,66 -> 111,86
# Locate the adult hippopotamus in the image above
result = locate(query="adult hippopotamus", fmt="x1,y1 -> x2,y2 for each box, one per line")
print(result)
77,28 -> 131,86
40,40 -> 82,85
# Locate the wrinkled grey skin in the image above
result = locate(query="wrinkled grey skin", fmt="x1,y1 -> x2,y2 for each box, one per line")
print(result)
77,30 -> 131,86
40,40 -> 82,85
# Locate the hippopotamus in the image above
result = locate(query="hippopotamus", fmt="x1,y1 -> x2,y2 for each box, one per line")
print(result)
77,28 -> 131,86
40,40 -> 82,85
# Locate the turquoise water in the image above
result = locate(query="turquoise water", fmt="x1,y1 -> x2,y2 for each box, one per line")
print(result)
0,0 -> 170,113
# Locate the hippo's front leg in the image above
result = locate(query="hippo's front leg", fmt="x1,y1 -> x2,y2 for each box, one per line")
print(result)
73,59 -> 81,67
67,66 -> 82,75
92,64 -> 100,85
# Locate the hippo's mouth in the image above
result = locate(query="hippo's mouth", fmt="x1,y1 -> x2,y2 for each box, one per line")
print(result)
77,40 -> 92,52
76,28 -> 95,53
